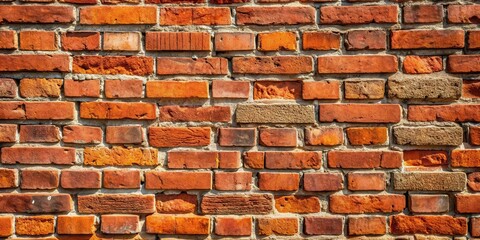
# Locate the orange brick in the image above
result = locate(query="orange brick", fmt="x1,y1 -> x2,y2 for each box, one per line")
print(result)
149,127 -> 211,147
302,32 -> 340,50
156,193 -> 197,213
80,6 -> 157,24
233,56 -> 313,74
305,127 -> 344,146
0,216 -> 13,237
259,128 -> 297,147
348,217 -> 386,235
0,55 -> 70,72
215,217 -> 251,236
391,30 -> 464,49
318,55 -> 398,74
319,104 -> 401,123
63,125 -> 102,144
156,57 -> 228,75
19,31 -> 56,51
73,56 -> 154,75
64,79 -> 100,98
101,215 -> 139,234
330,195 -> 405,213
347,172 -> 385,191
214,172 -> 252,191
103,169 -> 141,189
212,80 -> 249,99
146,215 -> 210,235
16,216 -> 55,236
61,32 -> 100,51
237,6 -> 315,25
145,171 -> 212,190
105,79 -> 143,98
303,172 -> 343,191
0,6 -> 74,23
258,32 -> 296,51
0,31 -> 17,49
257,218 -> 298,236
320,5 -> 398,24
258,172 -> 299,191
274,195 -> 320,213
19,78 -> 62,98
346,127 -> 388,145
56,215 -> 96,234
84,147 -> 158,166
80,102 -> 156,120
254,81 -> 301,100
160,7 -> 231,25
146,81 -> 208,98
302,81 -> 340,100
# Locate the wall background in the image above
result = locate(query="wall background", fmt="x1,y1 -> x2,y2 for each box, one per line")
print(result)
0,0 -> 479,238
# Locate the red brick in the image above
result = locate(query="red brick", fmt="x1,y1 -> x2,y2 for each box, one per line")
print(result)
20,125 -> 60,143
106,125 -> 143,144
463,80 -> 480,98
304,172 -> 343,191
257,217 -> 298,236
320,104 -> 401,123
265,151 -> 321,169
215,32 -> 254,51
345,30 -> 386,50
60,170 -> 101,189
0,168 -> 17,188
160,106 -> 230,122
80,6 -> 156,24
390,215 -> 467,235
20,169 -> 59,190
167,151 -> 240,169
448,55 -> 480,73
63,125 -> 102,144
19,31 -> 56,51
348,217 -> 386,235
305,127 -> 344,146
64,79 -> 100,97
404,5 -> 443,23
403,55 -> 443,74
15,216 -> 55,236
0,102 -> 25,119
330,195 -> 405,213
254,81 -> 301,100
409,194 -> 449,213
318,55 -> 398,74
302,80 -> 340,100
0,78 -> 17,98
233,56 -> 313,74
304,216 -> 343,235
448,5 -> 480,23
0,216 -> 13,237
105,79 -> 143,98
244,152 -> 265,169
156,57 -> 228,75
259,128 -> 297,147
57,215 -> 96,234
19,78 -> 62,98
0,55 -> 70,72
160,7 -> 231,25
214,172 -> 252,191
200,194 -> 273,214
237,6 -> 315,25
456,195 -> 480,213
320,5 -> 398,24
471,126 -> 480,145
73,56 -> 154,75
101,215 -> 139,234
218,128 -> 256,146
103,169 -> 140,189
0,31 -> 16,50
212,80 -> 250,99
452,150 -> 480,167
156,193 -> 197,214
80,102 -> 156,120
0,124 -> 16,143
145,171 -> 212,190
148,0 -> 203,3
0,6 -> 74,23
215,217 -> 251,236
348,172 -> 385,191
408,104 -> 480,122
149,127 -> 211,147
146,215 -> 210,235
346,127 -> 388,145
469,31 -> 480,49
328,151 -> 402,169
391,30 -> 465,49
61,32 -> 100,51
274,195 -> 320,213
84,147 -> 158,166
77,194 -> 155,214
302,32 -> 340,50
146,32 -> 210,51
1,147 -> 75,165
258,172 -> 299,191
258,32 -> 296,51
146,81 -> 208,98
0,194 -> 72,213
103,32 -> 140,51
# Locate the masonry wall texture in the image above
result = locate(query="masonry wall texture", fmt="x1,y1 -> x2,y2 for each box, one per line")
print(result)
0,0 -> 479,238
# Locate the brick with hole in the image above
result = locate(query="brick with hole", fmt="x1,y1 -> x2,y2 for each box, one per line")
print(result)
447,5 -> 480,24
274,195 -> 320,213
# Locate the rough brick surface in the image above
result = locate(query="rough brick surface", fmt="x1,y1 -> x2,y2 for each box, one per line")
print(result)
0,0 -> 477,238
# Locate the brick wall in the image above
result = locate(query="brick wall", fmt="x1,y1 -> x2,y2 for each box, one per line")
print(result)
0,0 -> 479,238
